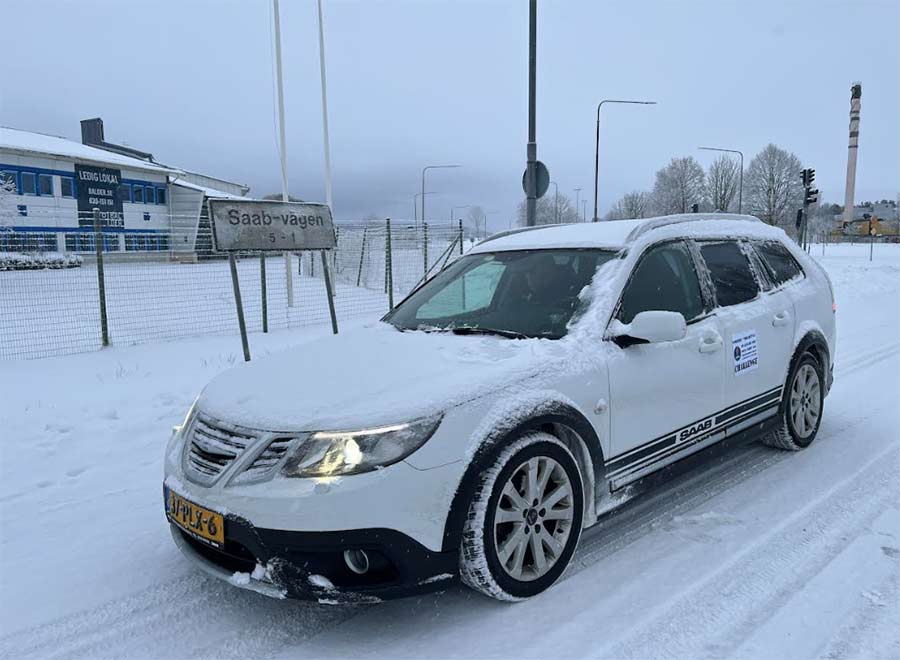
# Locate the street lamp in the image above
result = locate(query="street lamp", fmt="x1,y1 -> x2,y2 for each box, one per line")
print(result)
550,181 -> 559,224
574,188 -> 582,222
582,200 -> 587,222
593,99 -> 657,222
421,164 -> 461,229
413,191 -> 440,225
698,146 -> 744,214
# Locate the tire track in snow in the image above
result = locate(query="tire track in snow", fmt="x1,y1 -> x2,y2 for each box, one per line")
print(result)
598,443 -> 900,660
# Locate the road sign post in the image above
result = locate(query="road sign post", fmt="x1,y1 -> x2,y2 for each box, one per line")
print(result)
209,199 -> 339,360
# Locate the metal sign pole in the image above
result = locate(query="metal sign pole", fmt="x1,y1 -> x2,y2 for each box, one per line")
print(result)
321,251 -> 339,334
260,252 -> 268,333
229,253 -> 251,362
92,208 -> 110,348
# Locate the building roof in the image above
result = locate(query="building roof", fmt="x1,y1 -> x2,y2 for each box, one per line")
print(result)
169,177 -> 245,200
472,214 -> 775,253
0,126 -> 180,175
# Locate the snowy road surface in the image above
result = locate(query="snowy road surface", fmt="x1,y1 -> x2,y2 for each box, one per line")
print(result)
1,243 -> 898,659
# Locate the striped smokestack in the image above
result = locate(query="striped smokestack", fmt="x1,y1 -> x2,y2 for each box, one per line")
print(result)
842,83 -> 862,225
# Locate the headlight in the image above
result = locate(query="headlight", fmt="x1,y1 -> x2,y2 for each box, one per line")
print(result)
281,414 -> 442,478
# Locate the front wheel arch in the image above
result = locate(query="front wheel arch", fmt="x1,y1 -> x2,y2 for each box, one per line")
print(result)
441,404 -> 603,554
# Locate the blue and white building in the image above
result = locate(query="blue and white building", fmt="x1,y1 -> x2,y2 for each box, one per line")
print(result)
0,118 -> 249,255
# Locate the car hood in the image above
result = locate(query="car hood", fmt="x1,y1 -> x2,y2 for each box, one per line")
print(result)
197,322 -> 570,431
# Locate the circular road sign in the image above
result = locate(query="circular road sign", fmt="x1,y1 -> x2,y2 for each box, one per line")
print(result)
522,161 -> 550,198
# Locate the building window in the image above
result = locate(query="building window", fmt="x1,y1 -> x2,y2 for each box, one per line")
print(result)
118,183 -> 131,203
38,174 -> 53,196
156,187 -> 166,205
145,186 -> 155,204
143,212 -> 151,222
17,205 -> 27,216
60,176 -> 75,198
20,172 -> 36,195
133,185 -> 144,203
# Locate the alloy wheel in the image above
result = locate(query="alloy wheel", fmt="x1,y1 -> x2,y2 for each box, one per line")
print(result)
789,363 -> 821,439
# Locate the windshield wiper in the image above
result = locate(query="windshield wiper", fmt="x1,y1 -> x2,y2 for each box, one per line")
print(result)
450,327 -> 531,340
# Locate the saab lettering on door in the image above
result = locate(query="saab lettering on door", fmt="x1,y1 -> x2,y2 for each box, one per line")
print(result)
732,330 -> 759,376
679,417 -> 713,442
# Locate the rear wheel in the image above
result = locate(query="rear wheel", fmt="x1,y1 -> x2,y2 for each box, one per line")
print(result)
763,351 -> 824,450
459,432 -> 584,601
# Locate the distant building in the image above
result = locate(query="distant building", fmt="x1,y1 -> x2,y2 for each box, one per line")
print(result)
0,118 -> 249,255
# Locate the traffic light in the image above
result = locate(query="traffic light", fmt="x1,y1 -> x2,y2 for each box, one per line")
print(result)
800,169 -> 809,186
796,208 -> 803,229
806,169 -> 815,186
804,188 -> 819,205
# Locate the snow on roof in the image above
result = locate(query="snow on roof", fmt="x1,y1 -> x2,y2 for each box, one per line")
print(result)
0,126 -> 179,175
472,214 -> 776,253
169,177 -> 245,200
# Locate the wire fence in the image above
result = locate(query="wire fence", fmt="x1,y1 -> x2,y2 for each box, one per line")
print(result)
0,213 -> 469,360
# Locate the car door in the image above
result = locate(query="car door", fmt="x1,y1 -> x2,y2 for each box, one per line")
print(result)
695,240 -> 789,426
605,240 -> 725,490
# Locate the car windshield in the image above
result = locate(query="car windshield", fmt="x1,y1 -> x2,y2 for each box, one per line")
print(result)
384,249 -> 616,339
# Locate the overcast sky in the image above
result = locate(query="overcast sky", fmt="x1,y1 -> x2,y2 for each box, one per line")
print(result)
2,0 -> 898,229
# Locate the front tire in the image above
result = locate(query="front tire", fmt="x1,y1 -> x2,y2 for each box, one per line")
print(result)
459,432 -> 584,601
762,351 -> 824,451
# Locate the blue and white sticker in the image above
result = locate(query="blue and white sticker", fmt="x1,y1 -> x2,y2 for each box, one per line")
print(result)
732,330 -> 759,376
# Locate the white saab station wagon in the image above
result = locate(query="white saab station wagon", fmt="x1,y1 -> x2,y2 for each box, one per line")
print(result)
164,213 -> 836,602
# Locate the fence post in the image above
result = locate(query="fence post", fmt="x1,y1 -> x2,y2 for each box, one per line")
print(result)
458,218 -> 464,255
356,226 -> 368,287
260,252 -> 268,333
423,222 -> 429,278
92,208 -> 110,348
385,218 -> 394,310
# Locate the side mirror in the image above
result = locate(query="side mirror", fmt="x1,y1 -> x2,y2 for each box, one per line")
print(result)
613,310 -> 687,346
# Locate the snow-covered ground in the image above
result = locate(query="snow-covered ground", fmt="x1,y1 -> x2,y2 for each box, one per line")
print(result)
0,243 -> 898,659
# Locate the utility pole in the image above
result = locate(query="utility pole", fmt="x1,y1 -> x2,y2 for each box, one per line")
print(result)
574,188 -> 582,221
272,0 -> 293,306
550,181 -> 559,224
525,0 -> 537,226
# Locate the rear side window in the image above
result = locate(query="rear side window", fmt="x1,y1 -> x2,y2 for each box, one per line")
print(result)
754,241 -> 803,286
699,241 -> 759,307
618,241 -> 704,324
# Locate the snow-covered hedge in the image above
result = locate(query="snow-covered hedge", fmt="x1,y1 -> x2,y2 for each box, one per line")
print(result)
0,252 -> 84,271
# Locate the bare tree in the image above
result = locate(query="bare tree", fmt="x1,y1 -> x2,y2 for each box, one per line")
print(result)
651,157 -> 707,214
706,155 -> 740,212
744,144 -> 804,228
516,193 -> 579,226
605,191 -> 651,220
467,206 -> 487,237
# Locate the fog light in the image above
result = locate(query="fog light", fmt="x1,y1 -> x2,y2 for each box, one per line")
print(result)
343,549 -> 370,575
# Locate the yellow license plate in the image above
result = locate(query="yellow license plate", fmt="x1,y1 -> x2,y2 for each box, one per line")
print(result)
165,486 -> 225,547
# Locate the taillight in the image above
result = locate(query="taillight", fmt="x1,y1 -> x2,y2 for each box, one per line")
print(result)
832,301 -> 837,313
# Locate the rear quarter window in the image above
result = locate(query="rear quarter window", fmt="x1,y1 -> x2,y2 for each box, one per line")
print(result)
698,241 -> 760,307
754,241 -> 804,287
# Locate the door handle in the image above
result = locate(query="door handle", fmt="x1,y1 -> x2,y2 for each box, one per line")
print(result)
772,311 -> 791,327
699,333 -> 723,353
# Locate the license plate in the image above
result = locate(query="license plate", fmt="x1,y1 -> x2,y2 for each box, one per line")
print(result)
164,486 -> 225,548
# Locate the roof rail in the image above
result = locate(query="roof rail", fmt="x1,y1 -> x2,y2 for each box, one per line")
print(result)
477,223 -> 564,246
625,213 -> 762,243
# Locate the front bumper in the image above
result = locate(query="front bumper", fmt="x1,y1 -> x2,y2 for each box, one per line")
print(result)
170,515 -> 457,602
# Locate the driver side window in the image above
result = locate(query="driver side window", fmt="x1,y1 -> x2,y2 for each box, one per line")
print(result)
618,241 -> 704,324
416,259 -> 505,320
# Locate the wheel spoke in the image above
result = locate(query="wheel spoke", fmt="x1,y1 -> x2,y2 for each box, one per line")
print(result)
805,408 -> 817,428
794,406 -> 805,435
501,481 -> 527,510
536,458 -> 553,498
495,507 -> 522,524
541,528 -> 564,557
525,458 -> 539,503
498,524 -> 526,564
507,533 -> 528,577
542,505 -> 573,521
529,529 -> 547,573
541,482 -> 571,510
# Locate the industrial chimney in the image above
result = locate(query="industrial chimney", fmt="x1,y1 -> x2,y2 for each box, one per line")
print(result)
842,83 -> 862,226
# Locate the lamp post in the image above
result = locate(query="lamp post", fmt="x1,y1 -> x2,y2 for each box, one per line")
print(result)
574,188 -> 582,222
593,99 -> 657,222
550,181 -> 559,223
582,200 -> 587,222
413,191 -> 439,225
421,165 -> 460,230
698,146 -> 744,213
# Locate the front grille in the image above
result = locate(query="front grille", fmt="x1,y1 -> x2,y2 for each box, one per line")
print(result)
185,414 -> 259,484
230,436 -> 298,484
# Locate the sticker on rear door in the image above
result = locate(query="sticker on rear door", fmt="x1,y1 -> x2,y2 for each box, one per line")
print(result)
732,330 -> 759,376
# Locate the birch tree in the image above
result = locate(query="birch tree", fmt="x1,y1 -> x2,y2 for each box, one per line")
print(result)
744,144 -> 804,228
706,155 -> 740,212
651,157 -> 707,214
605,191 -> 651,220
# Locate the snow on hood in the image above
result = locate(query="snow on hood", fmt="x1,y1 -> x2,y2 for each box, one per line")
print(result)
197,322 -> 570,431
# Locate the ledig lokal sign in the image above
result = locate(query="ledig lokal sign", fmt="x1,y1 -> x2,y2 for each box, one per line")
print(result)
208,199 -> 335,252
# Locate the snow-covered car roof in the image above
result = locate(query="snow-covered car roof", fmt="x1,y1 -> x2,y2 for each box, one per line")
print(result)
472,214 -> 784,253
